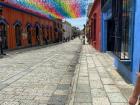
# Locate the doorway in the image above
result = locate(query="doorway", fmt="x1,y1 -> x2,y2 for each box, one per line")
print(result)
42,26 -> 45,44
107,19 -> 115,51
93,14 -> 96,42
27,25 -> 32,45
35,26 -> 40,45
0,23 -> 8,49
15,24 -> 22,47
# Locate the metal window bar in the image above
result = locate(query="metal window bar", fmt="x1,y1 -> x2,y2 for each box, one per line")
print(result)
122,0 -> 131,60
101,0 -> 132,60
112,0 -> 131,60
113,0 -> 122,59
101,0 -> 109,9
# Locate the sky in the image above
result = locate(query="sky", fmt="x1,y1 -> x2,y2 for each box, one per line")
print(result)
66,0 -> 94,30
66,17 -> 87,30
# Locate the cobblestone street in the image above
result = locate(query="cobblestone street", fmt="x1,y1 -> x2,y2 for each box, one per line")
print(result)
0,39 -> 134,105
0,0 -> 138,104
0,39 -> 82,105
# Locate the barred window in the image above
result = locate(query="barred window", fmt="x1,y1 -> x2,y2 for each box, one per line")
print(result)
101,0 -> 109,9
112,0 -> 132,60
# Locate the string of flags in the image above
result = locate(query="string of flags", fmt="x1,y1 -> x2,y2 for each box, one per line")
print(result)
4,0 -> 88,19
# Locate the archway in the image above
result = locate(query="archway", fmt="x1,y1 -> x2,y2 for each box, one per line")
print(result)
35,25 -> 40,45
15,24 -> 22,47
26,25 -> 32,45
42,26 -> 46,44
0,22 -> 8,49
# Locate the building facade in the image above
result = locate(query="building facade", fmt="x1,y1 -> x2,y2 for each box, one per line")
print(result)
63,21 -> 72,41
72,26 -> 80,38
53,19 -> 63,43
87,0 -> 101,51
101,0 -> 140,84
0,0 -> 59,50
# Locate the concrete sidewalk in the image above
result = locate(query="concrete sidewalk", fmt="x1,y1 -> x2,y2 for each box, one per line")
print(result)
68,45 -> 133,105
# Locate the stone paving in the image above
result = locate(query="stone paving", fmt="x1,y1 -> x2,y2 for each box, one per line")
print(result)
68,45 -> 134,105
0,38 -> 134,105
0,39 -> 82,105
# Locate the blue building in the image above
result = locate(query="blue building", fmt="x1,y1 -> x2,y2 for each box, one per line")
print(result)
101,0 -> 140,84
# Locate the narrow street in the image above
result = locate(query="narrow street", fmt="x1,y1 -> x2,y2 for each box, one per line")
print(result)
0,0 -> 139,105
0,39 -> 82,105
0,38 -> 133,105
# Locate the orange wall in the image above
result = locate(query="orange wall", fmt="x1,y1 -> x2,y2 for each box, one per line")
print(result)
2,6 -> 54,49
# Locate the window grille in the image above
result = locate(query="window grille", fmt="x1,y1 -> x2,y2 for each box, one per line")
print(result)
101,0 -> 108,9
101,0 -> 133,60
112,0 -> 132,60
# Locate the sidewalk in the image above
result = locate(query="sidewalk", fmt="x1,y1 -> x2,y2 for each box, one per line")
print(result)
68,45 -> 133,105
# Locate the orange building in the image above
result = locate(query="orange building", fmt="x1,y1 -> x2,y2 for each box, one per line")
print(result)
87,0 -> 101,51
0,1 -> 59,50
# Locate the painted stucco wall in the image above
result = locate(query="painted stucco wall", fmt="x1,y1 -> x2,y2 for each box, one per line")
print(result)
88,0 -> 101,51
1,4 -> 54,49
101,0 -> 138,84
101,2 -> 112,52
63,22 -> 72,40
114,0 -> 140,84
131,0 -> 140,84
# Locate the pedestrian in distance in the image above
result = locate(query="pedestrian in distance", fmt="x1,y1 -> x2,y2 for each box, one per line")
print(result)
129,73 -> 140,105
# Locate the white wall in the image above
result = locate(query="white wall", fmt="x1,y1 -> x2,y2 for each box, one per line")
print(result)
63,22 -> 72,40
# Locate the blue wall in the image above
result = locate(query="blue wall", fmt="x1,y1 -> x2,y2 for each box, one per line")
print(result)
114,59 -> 131,82
101,13 -> 107,52
101,1 -> 112,52
114,0 -> 140,84
101,0 -> 140,84
131,0 -> 140,84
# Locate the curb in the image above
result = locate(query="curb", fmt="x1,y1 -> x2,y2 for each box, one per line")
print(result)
66,46 -> 82,105
67,64 -> 80,105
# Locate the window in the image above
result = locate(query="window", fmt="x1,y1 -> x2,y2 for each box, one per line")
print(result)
0,23 -> 8,49
101,0 -> 109,9
15,24 -> 22,47
26,25 -> 32,45
111,0 -> 133,60
93,14 -> 96,41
